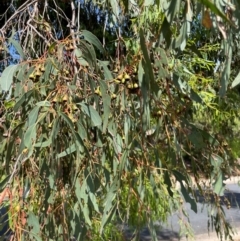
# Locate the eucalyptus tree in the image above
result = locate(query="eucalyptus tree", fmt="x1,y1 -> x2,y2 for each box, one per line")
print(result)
0,0 -> 240,241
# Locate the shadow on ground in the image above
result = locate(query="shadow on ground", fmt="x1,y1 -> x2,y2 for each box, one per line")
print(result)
123,226 -> 180,241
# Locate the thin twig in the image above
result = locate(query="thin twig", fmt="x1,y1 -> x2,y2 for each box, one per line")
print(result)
7,154 -> 28,187
77,0 -> 81,32
0,0 -> 38,34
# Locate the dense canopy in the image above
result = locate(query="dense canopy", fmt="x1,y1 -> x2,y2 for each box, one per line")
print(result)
0,0 -> 240,240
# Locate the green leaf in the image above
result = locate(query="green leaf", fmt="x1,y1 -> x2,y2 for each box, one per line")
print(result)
144,0 -> 154,6
0,175 -> 11,192
81,30 -> 105,53
27,106 -> 40,127
99,80 -> 111,133
173,170 -> 197,213
36,101 -> 51,107
231,70 -> 240,88
173,20 -> 189,50
211,154 -> 226,196
100,202 -> 117,234
77,57 -> 89,66
100,178 -> 119,233
24,124 -> 37,148
89,192 -> 99,213
213,172 -> 225,196
172,74 -> 189,94
159,18 -> 172,48
75,180 -> 92,226
57,144 -> 76,158
198,0 -> 235,26
219,40 -> 232,97
80,103 -> 102,127
156,47 -> 168,65
13,90 -> 34,112
180,183 -> 197,213
190,89 -> 203,104
98,61 -> 113,80
75,179 -> 87,203
163,0 -> 181,23
4,100 -> 15,109
59,112 -> 88,155
139,29 -> 158,94
0,65 -> 18,99
9,39 -> 26,60
82,204 -> 92,226
74,48 -> 82,58
74,48 -> 89,66
47,42 -> 57,55
110,0 -> 119,19
34,138 -> 51,148
80,40 -> 96,68
27,211 -> 40,234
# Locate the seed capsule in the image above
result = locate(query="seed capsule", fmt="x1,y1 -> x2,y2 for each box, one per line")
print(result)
40,65 -> 45,72
52,96 -> 60,103
68,44 -> 74,50
116,73 -> 124,80
121,78 -> 126,84
94,86 -> 102,96
127,83 -> 133,89
62,94 -> 69,102
35,70 -> 42,77
111,93 -> 117,99
29,73 -> 35,80
123,73 -> 131,80
133,83 -> 139,88
72,104 -> 79,111
114,79 -> 121,84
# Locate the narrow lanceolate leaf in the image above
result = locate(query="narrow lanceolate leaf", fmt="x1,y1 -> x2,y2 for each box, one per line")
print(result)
57,144 -> 76,158
211,154 -> 226,196
231,70 -> 240,88
27,106 -> 40,127
219,40 -> 232,97
24,124 -> 37,148
80,103 -> 102,127
110,0 -> 119,19
100,177 -> 119,233
99,61 -> 113,80
163,0 -> 181,23
0,175 -> 11,192
81,30 -> 105,53
99,79 -> 111,133
9,38 -> 26,60
75,180 -> 92,226
157,48 -> 168,65
144,0 -> 154,6
173,170 -> 197,213
89,192 -> 99,213
34,138 -> 52,148
36,101 -> 51,107
13,90 -> 34,112
213,171 -> 225,196
27,211 -> 40,234
139,29 -> 158,94
59,112 -> 88,155
0,65 -> 18,99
